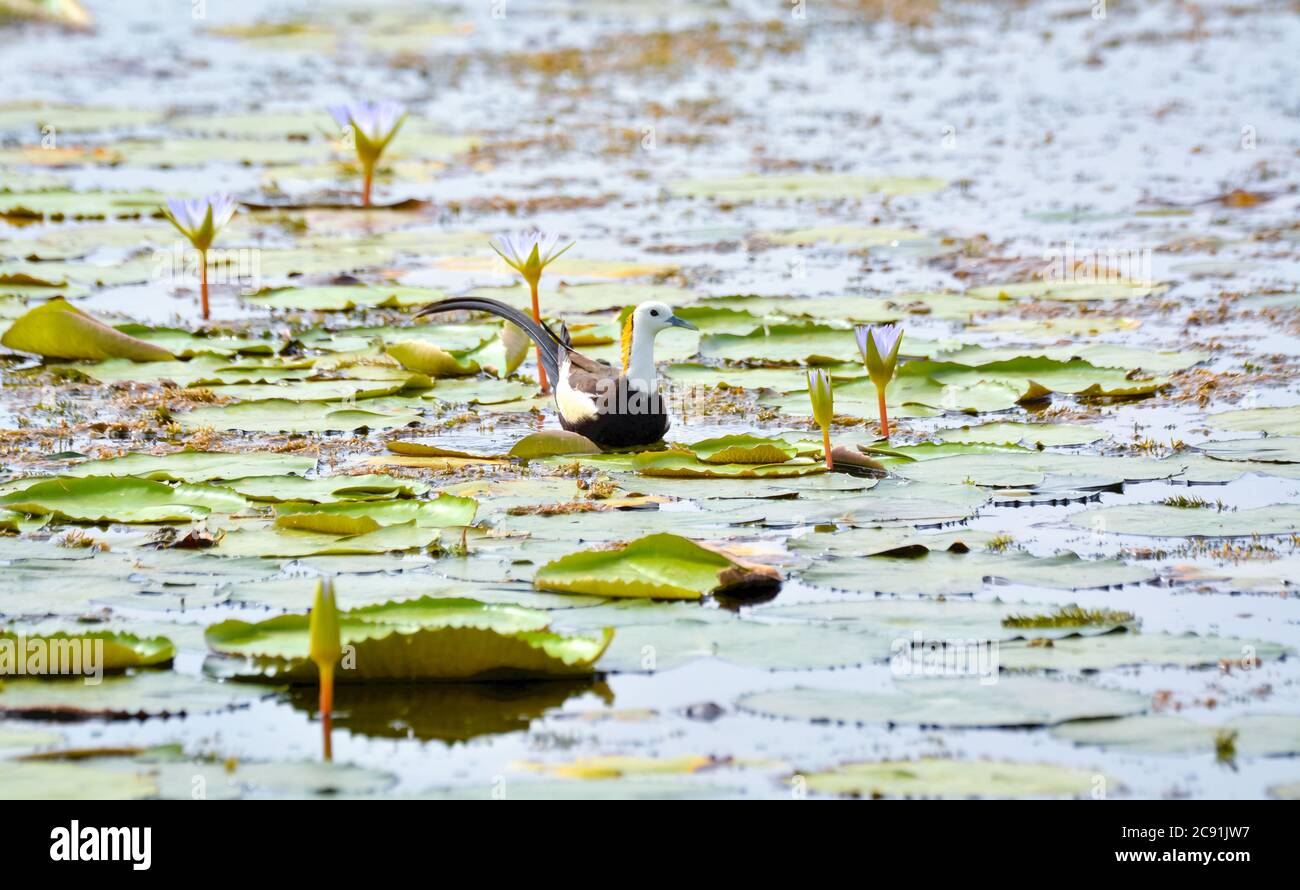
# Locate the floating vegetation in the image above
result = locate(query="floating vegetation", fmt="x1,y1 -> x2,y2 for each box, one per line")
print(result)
0,0 -> 1296,803
1002,605 -> 1138,630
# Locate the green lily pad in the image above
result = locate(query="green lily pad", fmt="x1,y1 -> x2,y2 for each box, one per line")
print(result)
178,399 -> 420,433
215,521 -> 440,557
114,325 -> 286,358
934,422 -> 1106,447
2,299 -> 174,361
73,748 -> 397,800
1069,503 -> 1300,538
1196,437 -> 1300,464
998,631 -> 1286,672
632,451 -> 824,478
895,452 -> 1177,489
509,430 -> 602,459
0,762 -> 157,800
737,677 -> 1148,728
0,103 -> 164,133
801,551 -> 1154,596
533,533 -> 780,600
272,494 -> 478,532
1208,406 -> 1300,436
0,476 -> 246,523
0,629 -> 175,673
801,758 -> 1105,799
967,280 -> 1169,302
683,434 -> 799,464
61,450 -> 316,482
0,190 -> 172,222
228,473 -> 428,503
206,596 -> 612,682
1052,714 -> 1300,757
0,672 -> 272,719
551,601 -> 875,672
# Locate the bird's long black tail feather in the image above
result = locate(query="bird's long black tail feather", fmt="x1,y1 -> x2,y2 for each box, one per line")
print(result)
415,297 -> 562,385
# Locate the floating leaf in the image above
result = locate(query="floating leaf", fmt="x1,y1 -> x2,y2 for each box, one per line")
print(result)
0,190 -> 172,222
0,762 -> 156,800
385,340 -> 481,377
1,299 -> 173,361
534,533 -> 781,600
178,400 -> 420,433
215,521 -> 439,557
1196,437 -> 1300,464
1209,406 -> 1300,436
0,629 -> 174,673
245,284 -> 445,311
62,450 -> 316,483
206,596 -> 612,682
997,631 -> 1286,672
0,476 -> 246,523
966,280 -> 1168,302
228,473 -> 428,503
800,758 -> 1105,799
0,672 -> 270,719
801,550 -> 1154,596
737,678 -> 1147,728
509,430 -> 603,459
684,434 -> 798,464
633,451 -> 824,478
1069,503 -> 1300,537
273,494 -> 478,532
1052,714 -> 1300,757
934,422 -> 1105,447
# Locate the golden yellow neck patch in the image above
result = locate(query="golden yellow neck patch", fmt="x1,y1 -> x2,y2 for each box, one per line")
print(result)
620,313 -> 635,373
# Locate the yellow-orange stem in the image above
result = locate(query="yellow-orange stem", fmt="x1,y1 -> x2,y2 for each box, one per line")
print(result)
199,249 -> 210,320
530,280 -> 550,393
877,387 -> 890,439
319,665 -> 334,761
362,165 -> 373,208
822,426 -> 833,471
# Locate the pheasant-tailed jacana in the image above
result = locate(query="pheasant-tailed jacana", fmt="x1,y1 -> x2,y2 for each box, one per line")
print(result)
415,297 -> 697,447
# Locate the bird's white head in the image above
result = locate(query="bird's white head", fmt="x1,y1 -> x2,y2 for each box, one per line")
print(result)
621,301 -> 697,387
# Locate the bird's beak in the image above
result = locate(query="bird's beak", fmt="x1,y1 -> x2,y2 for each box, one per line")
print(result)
667,314 -> 698,331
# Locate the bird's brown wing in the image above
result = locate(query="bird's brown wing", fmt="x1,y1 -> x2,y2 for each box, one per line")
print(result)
564,350 -> 622,397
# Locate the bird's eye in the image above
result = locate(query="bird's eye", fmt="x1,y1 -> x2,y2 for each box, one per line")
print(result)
649,309 -> 660,317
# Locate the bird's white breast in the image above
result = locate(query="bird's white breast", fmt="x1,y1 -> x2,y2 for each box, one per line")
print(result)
554,357 -> 598,422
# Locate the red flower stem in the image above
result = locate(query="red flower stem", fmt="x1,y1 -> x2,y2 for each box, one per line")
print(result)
362,165 -> 373,208
822,425 -> 833,470
530,279 -> 550,394
877,387 -> 890,439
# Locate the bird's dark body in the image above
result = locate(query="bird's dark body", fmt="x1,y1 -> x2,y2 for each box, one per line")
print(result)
414,297 -> 670,448
557,376 -> 671,447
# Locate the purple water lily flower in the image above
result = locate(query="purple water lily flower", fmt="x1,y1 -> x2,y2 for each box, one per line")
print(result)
161,193 -> 237,320
854,323 -> 904,439
329,101 -> 407,206
329,101 -> 406,146
164,194 -> 236,249
490,230 -> 574,281
870,323 -> 902,358
488,229 -> 575,395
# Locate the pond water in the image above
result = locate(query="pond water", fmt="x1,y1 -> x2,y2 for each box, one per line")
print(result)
0,0 -> 1298,799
